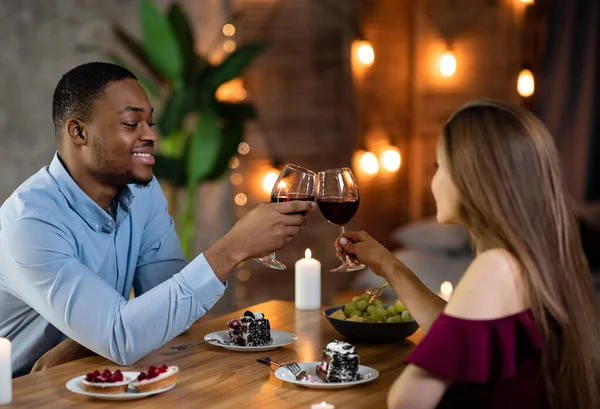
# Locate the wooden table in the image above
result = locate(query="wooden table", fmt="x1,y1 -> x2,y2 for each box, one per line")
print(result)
7,301 -> 423,408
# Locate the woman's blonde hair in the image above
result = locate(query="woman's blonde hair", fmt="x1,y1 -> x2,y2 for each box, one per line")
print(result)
443,99 -> 600,408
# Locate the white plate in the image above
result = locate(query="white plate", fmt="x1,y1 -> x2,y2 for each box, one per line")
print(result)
274,362 -> 379,389
66,372 -> 175,400
203,330 -> 298,352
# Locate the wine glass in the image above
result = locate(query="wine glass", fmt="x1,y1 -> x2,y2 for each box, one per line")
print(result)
317,167 -> 366,273
254,164 -> 316,270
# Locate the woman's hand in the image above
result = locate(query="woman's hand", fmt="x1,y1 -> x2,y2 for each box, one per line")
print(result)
335,231 -> 396,277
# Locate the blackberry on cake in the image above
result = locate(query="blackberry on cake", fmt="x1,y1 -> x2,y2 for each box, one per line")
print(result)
316,340 -> 360,383
227,311 -> 273,346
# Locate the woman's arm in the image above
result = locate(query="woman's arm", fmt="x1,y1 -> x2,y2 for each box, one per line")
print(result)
337,231 -> 446,331
387,365 -> 450,409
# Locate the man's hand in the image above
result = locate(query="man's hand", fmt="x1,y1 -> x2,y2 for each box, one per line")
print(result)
31,338 -> 95,373
205,200 -> 316,281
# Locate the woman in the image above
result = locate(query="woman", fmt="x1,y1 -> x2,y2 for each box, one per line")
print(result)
336,100 -> 600,409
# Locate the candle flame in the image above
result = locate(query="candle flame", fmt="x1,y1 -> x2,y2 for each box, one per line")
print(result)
305,249 -> 312,259
321,403 -> 327,408
441,281 -> 453,295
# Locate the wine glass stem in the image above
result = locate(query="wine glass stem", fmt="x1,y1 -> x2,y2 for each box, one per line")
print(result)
339,226 -> 352,264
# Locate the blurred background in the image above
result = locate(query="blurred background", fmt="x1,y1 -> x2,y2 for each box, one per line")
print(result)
1,0 -> 599,315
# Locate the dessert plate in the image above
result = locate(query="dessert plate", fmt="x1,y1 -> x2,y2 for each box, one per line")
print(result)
274,363 -> 379,389
66,371 -> 175,400
203,330 -> 298,352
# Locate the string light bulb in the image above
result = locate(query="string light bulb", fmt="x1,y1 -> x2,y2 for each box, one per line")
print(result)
263,170 -> 279,194
440,51 -> 457,77
520,0 -> 534,4
223,39 -> 236,53
517,69 -> 535,97
356,40 -> 375,66
381,147 -> 402,172
223,23 -> 236,36
359,151 -> 379,175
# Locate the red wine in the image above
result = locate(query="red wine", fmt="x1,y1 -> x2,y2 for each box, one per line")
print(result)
271,194 -> 315,216
317,197 -> 359,226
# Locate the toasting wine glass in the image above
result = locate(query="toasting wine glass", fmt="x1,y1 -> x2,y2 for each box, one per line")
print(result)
254,164 -> 316,270
317,167 -> 366,273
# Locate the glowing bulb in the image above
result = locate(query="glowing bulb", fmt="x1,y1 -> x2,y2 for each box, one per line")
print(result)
277,180 -> 287,189
230,173 -> 243,185
223,39 -> 236,53
223,23 -> 236,36
237,269 -> 251,282
237,142 -> 250,155
263,171 -> 279,194
305,249 -> 312,259
234,193 -> 247,206
356,41 -> 375,66
228,157 -> 239,169
381,148 -> 401,172
441,281 -> 453,297
520,0 -> 534,4
517,69 -> 535,97
360,151 -> 379,175
440,51 -> 457,77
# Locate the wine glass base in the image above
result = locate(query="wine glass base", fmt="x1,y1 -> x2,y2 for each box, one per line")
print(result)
254,257 -> 287,270
330,262 -> 366,273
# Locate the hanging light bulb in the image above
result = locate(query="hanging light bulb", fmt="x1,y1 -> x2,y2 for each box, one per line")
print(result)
223,23 -> 236,36
356,40 -> 375,66
263,169 -> 280,194
381,147 -> 402,172
440,51 -> 457,77
359,151 -> 379,175
520,0 -> 534,4
517,69 -> 535,97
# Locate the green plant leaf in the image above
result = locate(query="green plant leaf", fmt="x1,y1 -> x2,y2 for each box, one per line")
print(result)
179,186 -> 197,258
112,24 -> 164,83
167,3 -> 195,79
214,102 -> 257,121
157,88 -> 197,136
187,110 -> 222,184
152,154 -> 187,186
205,43 -> 267,91
207,120 -> 244,180
139,0 -> 184,84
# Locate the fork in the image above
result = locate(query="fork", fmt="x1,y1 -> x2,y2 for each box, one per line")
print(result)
366,282 -> 389,303
170,338 -> 228,351
257,357 -> 303,379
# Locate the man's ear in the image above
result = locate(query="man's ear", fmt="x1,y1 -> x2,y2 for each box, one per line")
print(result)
65,118 -> 89,146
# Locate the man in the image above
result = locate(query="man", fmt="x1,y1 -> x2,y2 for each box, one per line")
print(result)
0,62 -> 314,377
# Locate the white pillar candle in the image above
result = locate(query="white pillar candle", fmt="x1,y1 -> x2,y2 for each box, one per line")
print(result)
295,249 -> 321,310
0,338 -> 11,405
311,402 -> 335,409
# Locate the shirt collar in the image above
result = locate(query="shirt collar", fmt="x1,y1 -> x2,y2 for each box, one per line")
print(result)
48,153 -> 134,233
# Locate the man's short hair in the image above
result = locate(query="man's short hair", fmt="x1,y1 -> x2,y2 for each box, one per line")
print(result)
52,62 -> 137,147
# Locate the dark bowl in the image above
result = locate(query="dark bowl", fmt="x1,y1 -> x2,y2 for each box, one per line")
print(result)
324,306 -> 420,343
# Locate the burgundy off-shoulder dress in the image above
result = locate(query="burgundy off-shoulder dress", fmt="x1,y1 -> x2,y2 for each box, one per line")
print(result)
404,310 -> 546,408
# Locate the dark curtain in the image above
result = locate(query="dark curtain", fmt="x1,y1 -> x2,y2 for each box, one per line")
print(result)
533,0 -> 600,203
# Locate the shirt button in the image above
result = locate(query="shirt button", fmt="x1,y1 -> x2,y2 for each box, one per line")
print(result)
108,220 -> 114,226
185,325 -> 191,330
94,224 -> 100,229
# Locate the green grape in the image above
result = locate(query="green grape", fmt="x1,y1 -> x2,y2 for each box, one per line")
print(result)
376,308 -> 389,320
350,310 -> 362,318
373,300 -> 384,308
387,315 -> 402,323
371,310 -> 386,322
401,310 -> 413,322
366,305 -> 377,314
352,296 -> 361,303
364,317 -> 373,323
344,302 -> 357,317
360,293 -> 371,301
357,300 -> 368,312
386,306 -> 397,316
395,300 -> 406,313
362,311 -> 370,318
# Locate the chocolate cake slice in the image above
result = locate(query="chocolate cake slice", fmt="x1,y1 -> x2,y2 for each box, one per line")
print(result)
227,311 -> 273,346
316,340 -> 360,383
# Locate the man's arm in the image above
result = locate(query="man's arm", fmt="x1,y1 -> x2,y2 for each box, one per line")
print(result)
1,217 -> 226,366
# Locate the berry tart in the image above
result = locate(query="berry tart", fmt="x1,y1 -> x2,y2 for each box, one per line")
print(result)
227,311 -> 272,347
316,340 -> 360,383
131,365 -> 179,393
82,369 -> 131,394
